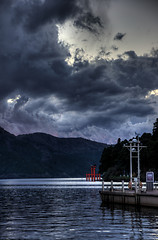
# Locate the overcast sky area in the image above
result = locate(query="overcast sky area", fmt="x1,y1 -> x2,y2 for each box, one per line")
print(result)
1,0 -> 158,143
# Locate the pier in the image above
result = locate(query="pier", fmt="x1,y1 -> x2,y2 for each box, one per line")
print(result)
100,181 -> 158,208
100,189 -> 158,208
100,136 -> 158,208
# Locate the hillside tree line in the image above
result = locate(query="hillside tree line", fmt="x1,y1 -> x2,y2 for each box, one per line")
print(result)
99,119 -> 158,181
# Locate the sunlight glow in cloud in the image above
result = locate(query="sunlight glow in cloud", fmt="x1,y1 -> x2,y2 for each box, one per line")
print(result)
145,89 -> 158,99
7,95 -> 21,104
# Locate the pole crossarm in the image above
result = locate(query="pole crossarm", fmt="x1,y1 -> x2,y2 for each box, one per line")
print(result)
124,145 -> 147,148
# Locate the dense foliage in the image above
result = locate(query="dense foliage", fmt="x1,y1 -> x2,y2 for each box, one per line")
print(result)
99,119 -> 158,181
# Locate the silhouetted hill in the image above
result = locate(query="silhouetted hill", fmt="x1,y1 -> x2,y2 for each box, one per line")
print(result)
0,127 -> 107,178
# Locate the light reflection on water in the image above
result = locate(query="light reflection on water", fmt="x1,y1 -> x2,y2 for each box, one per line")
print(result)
0,178 -> 102,188
0,179 -> 158,239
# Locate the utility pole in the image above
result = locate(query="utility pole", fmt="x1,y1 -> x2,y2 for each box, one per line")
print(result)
124,136 -> 147,190
129,140 -> 133,183
137,135 -> 140,187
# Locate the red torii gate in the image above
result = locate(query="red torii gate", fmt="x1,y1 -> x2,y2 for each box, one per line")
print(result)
86,165 -> 101,181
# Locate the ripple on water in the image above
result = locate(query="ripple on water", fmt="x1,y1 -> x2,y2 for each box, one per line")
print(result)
0,184 -> 158,239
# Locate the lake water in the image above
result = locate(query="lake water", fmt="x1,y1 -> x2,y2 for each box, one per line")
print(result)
0,178 -> 158,240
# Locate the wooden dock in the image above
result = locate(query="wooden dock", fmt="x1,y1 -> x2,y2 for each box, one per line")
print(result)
100,190 -> 158,208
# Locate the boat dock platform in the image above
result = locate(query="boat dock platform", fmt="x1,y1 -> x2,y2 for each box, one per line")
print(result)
100,189 -> 158,208
100,181 -> 158,208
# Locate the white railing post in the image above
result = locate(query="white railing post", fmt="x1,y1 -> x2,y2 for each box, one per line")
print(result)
111,180 -> 113,192
135,180 -> 137,193
122,180 -> 124,192
102,181 -> 104,191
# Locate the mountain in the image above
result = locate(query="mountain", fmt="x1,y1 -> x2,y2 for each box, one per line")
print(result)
0,127 -> 107,178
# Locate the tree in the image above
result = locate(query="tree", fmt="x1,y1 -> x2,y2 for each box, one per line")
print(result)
153,118 -> 158,139
99,119 -> 158,181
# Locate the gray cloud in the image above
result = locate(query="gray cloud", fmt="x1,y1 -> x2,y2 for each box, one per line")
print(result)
111,45 -> 118,51
124,51 -> 137,59
14,0 -> 80,32
74,12 -> 103,34
114,32 -> 126,41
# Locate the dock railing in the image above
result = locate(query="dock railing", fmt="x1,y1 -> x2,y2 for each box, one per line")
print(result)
102,180 -> 158,192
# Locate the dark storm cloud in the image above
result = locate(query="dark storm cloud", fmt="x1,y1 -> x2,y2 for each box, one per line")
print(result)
98,47 -> 110,58
113,53 -> 158,91
0,0 -> 103,98
73,48 -> 89,70
13,96 -> 29,112
114,32 -> 126,41
124,51 -> 137,59
0,0 -> 158,141
0,1 -> 71,99
112,100 -> 154,117
14,0 -> 80,32
53,55 -> 157,118
0,0 -> 11,8
74,12 -> 103,34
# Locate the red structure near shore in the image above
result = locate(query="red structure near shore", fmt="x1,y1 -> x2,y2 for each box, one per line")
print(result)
86,165 -> 101,181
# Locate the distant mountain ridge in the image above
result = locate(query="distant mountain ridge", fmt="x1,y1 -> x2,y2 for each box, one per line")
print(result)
0,127 -> 107,178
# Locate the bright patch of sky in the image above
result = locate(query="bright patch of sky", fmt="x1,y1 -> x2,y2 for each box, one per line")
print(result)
57,22 -> 108,65
7,95 -> 21,105
57,0 -> 158,64
145,89 -> 158,99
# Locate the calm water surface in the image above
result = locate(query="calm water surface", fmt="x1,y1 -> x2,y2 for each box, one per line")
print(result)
0,179 -> 158,240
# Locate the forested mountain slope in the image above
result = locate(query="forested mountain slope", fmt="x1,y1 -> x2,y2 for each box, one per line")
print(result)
0,127 -> 106,178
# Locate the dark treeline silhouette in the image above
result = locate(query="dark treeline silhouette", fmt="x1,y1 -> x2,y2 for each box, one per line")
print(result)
99,119 -> 158,181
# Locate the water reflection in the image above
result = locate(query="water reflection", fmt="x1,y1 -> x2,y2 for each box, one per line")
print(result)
100,202 -> 158,239
0,184 -> 158,239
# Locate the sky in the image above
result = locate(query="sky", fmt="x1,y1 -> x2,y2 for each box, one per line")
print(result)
1,0 -> 158,144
